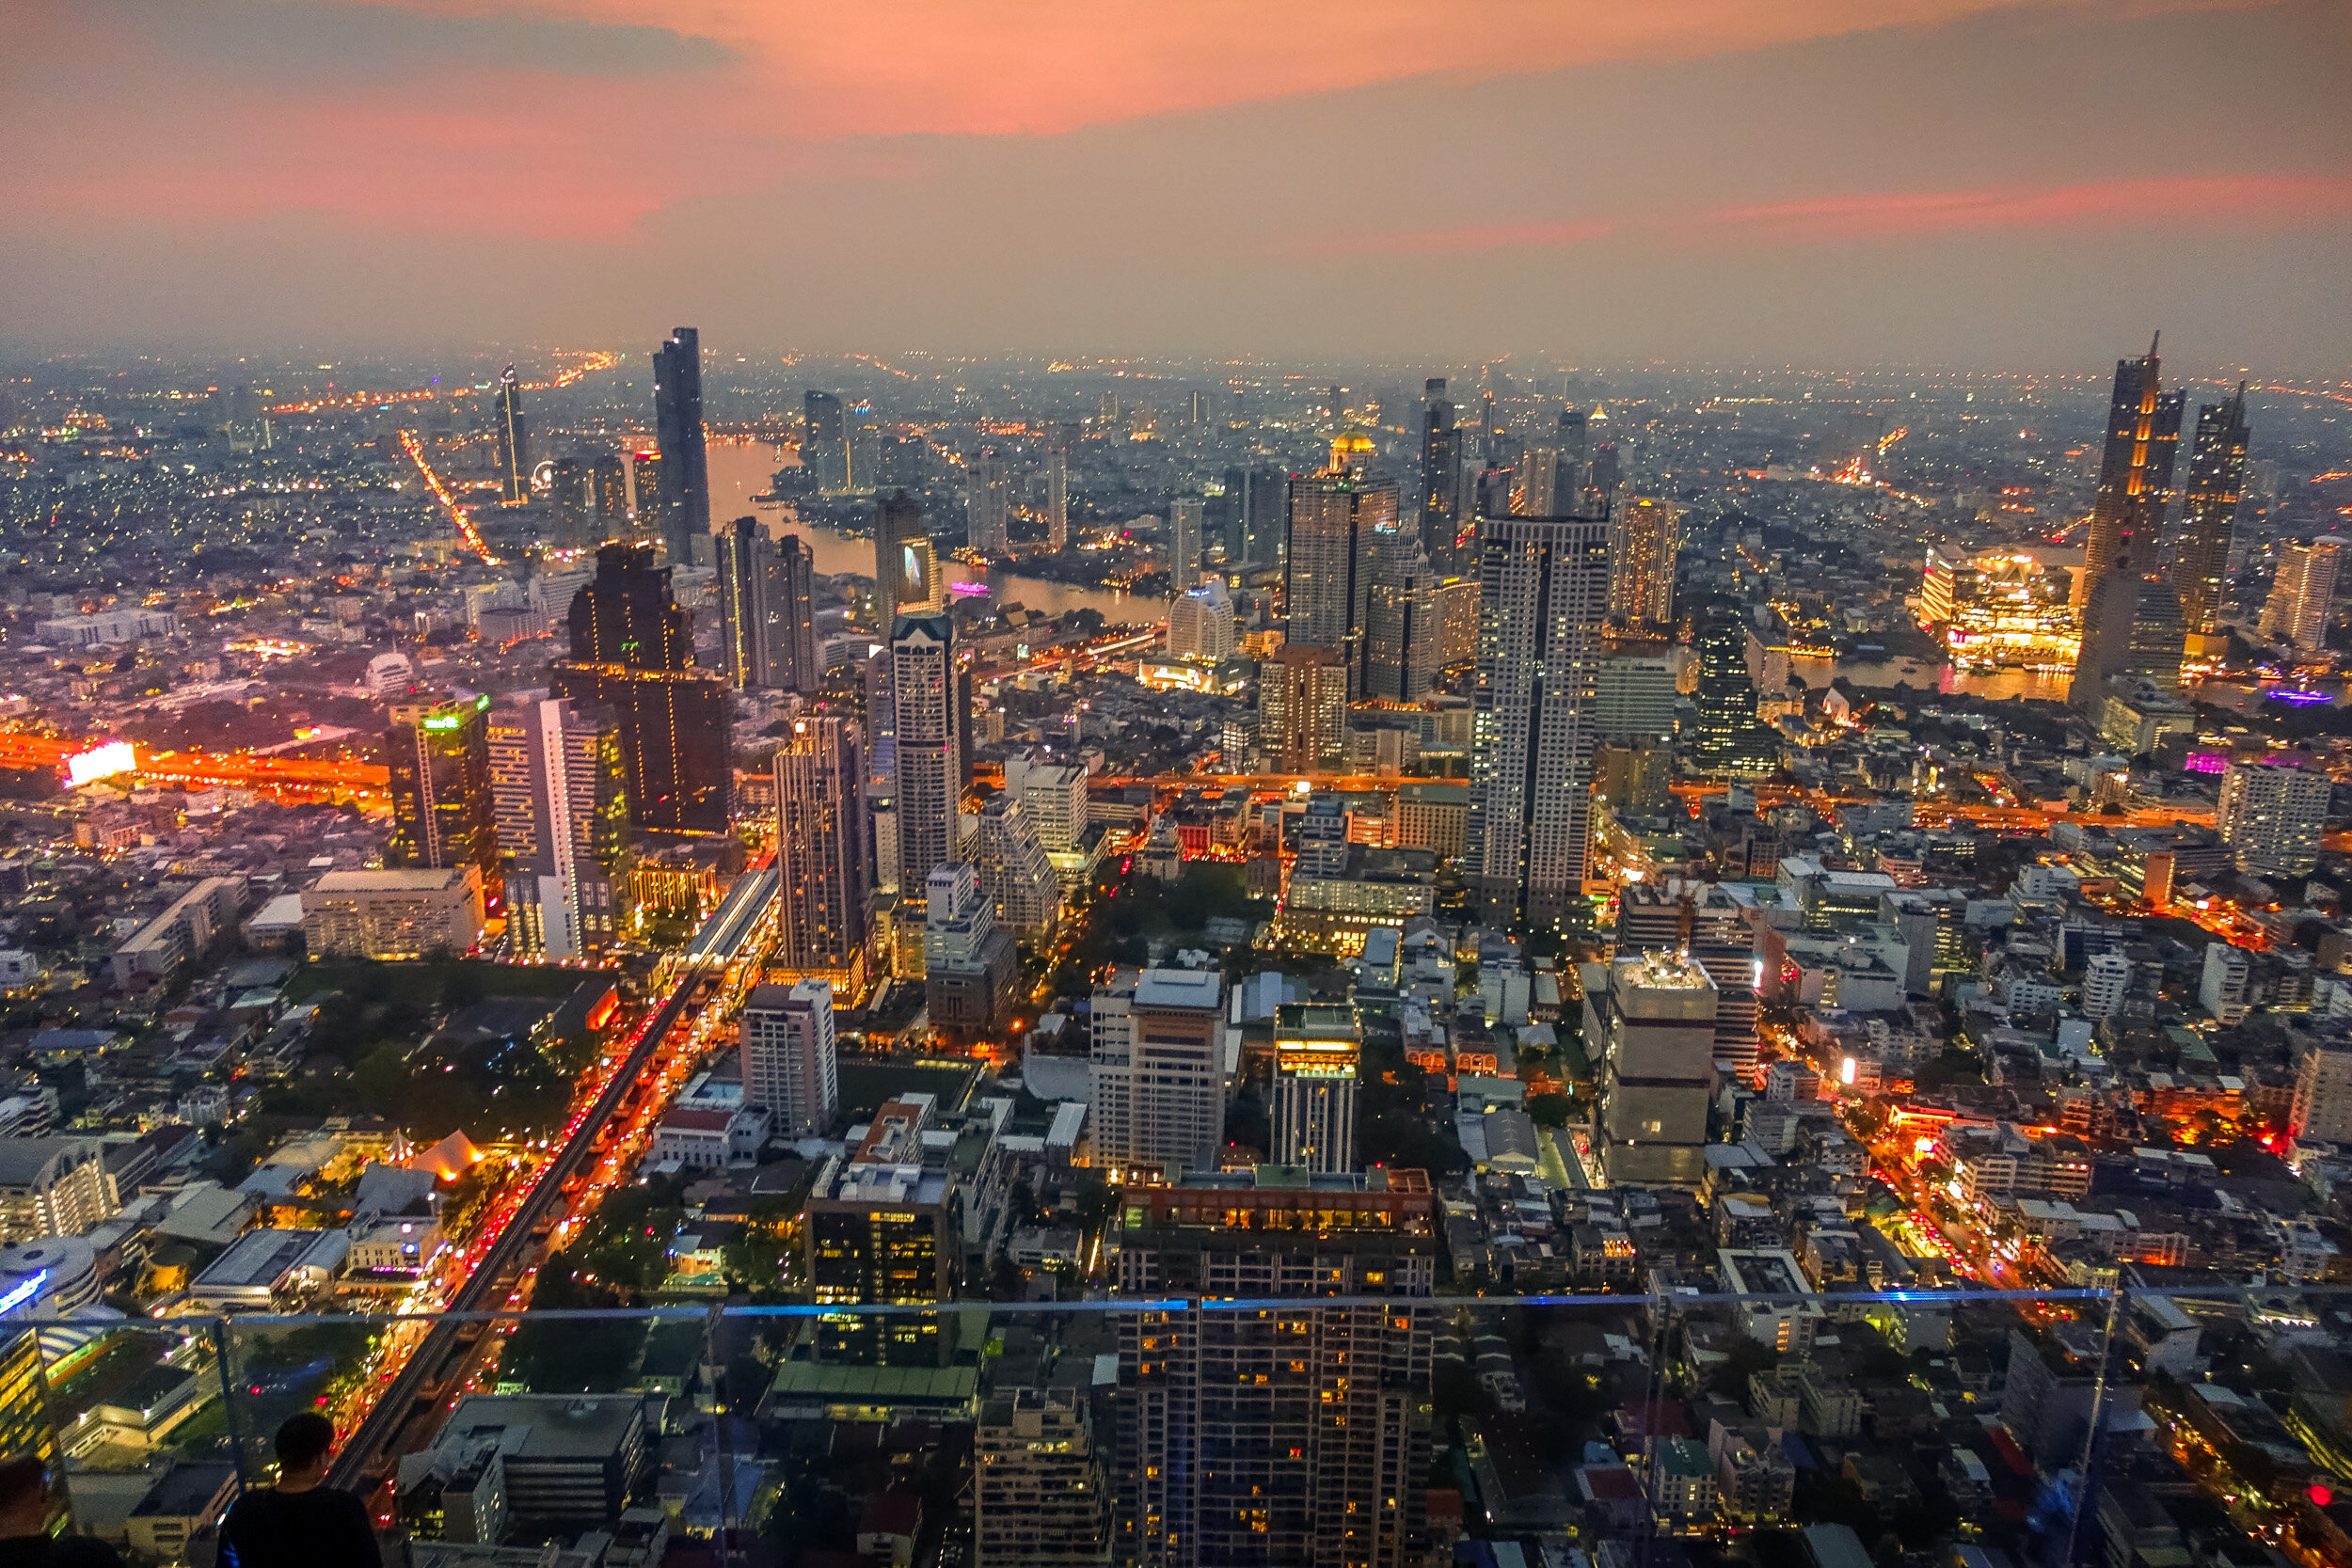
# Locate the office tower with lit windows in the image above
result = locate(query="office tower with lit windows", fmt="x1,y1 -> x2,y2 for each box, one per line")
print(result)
1286,431 -> 1400,699
1168,578 -> 1238,663
1687,599 -> 1781,780
847,402 -> 882,492
2258,537 -> 2344,650
975,1386 -> 1111,1568
0,1329 -> 66,1535
548,543 -> 731,835
590,452 -> 628,534
2078,335 -> 2185,608
629,451 -> 660,534
875,490 -> 938,618
1238,464 -> 1285,573
803,389 -> 848,492
1115,1165 -> 1434,1568
888,613 -> 961,901
1257,643 -> 1348,771
651,327 -> 709,564
493,365 -> 529,505
488,696 -> 628,959
1609,497 -> 1678,626
713,515 -> 772,689
803,1093 -> 958,1365
2070,546 -> 2185,711
1613,879 -> 1761,1070
1271,1004 -> 1358,1173
972,793 -> 1058,938
966,451 -> 1011,555
1168,497 -> 1204,590
1417,379 -> 1462,564
1469,512 -> 1610,928
740,978 -> 838,1140
1594,656 -> 1677,742
773,719 -> 871,995
2173,384 -> 2252,641
386,692 -> 501,898
2217,760 -> 2331,876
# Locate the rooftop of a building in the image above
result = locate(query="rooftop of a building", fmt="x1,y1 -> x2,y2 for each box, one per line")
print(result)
310,866 -> 475,893
436,1392 -> 647,1461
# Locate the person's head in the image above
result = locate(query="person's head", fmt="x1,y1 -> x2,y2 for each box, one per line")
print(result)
0,1456 -> 50,1530
273,1413 -> 335,1481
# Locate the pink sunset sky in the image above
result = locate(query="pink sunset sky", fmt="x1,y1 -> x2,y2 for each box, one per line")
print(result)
3,0 -> 2346,369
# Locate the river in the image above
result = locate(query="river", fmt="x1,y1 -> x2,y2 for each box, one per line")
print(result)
1788,654 -> 2350,712
700,438 -> 1146,623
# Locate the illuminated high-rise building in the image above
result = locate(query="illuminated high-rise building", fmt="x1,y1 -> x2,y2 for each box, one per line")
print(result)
714,515 -> 773,689
488,697 -> 628,959
803,389 -> 849,493
386,692 -> 501,899
1416,378 -> 1462,564
493,365 -> 529,506
766,531 -> 821,691
1285,431 -> 1400,700
1257,643 -> 1348,772
875,490 -> 938,618
549,544 -> 731,835
1271,1004 -> 1358,1173
848,401 -> 882,492
1044,441 -> 1071,553
1608,497 -> 1678,626
1686,599 -> 1780,781
0,1329 -> 66,1535
1470,512 -> 1610,928
1363,541 -> 1442,703
773,719 -> 871,995
889,614 -> 961,902
740,978 -> 838,1141
2217,760 -> 2331,876
2172,384 -> 2252,639
590,453 -> 628,534
2078,334 -> 2185,609
629,451 -> 660,534
966,451 -> 1012,555
1239,464 -> 1285,572
1115,1166 -> 1433,1568
1168,497 -> 1203,591
651,326 -> 709,565
2258,537 -> 2345,650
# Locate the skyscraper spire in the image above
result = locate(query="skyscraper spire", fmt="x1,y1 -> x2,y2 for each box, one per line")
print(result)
2075,334 -> 2185,610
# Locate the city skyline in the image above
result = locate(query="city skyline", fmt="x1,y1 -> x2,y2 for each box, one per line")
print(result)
4,3 -> 2347,370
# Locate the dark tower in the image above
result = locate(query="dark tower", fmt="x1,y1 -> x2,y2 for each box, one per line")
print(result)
652,327 -> 708,565
1416,378 -> 1462,566
385,691 -> 501,901
493,366 -> 529,506
768,532 -> 821,691
550,544 -> 731,835
2080,334 -> 2185,607
2172,383 -> 2252,639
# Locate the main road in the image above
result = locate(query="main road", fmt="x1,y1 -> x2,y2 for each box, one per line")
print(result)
326,866 -> 778,1495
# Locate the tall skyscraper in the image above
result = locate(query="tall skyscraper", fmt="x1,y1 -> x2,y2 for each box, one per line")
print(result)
972,793 -> 1058,937
1416,378 -> 1462,564
493,365 -> 529,506
1469,512 -> 1610,928
848,402 -> 882,492
803,389 -> 849,493
924,863 -> 1020,1030
889,613 -> 961,901
548,543 -> 731,835
739,978 -> 838,1139
386,692 -> 501,899
713,515 -> 772,689
1363,541 -> 1442,703
1687,599 -> 1780,780
2217,760 -> 2331,876
590,452 -> 628,534
2069,546 -> 2185,711
1240,464 -> 1285,572
1045,441 -> 1071,552
966,451 -> 1011,555
1115,1166 -> 1433,1568
652,327 -> 709,565
1088,967 -> 1227,1172
2173,384 -> 2252,640
1271,1003 -> 1358,1173
1285,430 -> 1400,700
1167,497 -> 1203,591
1257,643 -> 1348,772
2258,538 -> 2345,649
488,697 -> 628,959
766,531 -> 821,690
1186,388 -> 1210,425
875,490 -> 938,617
629,450 -> 660,534
1168,578 -> 1238,662
974,1387 -> 1111,1568
2078,334 -> 2185,609
1608,497 -> 1678,626
774,718 -> 871,994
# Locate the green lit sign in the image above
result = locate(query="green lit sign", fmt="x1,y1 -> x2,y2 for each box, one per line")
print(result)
422,716 -> 459,730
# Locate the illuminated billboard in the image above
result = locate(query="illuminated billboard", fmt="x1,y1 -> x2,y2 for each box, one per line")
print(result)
63,741 -> 135,787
